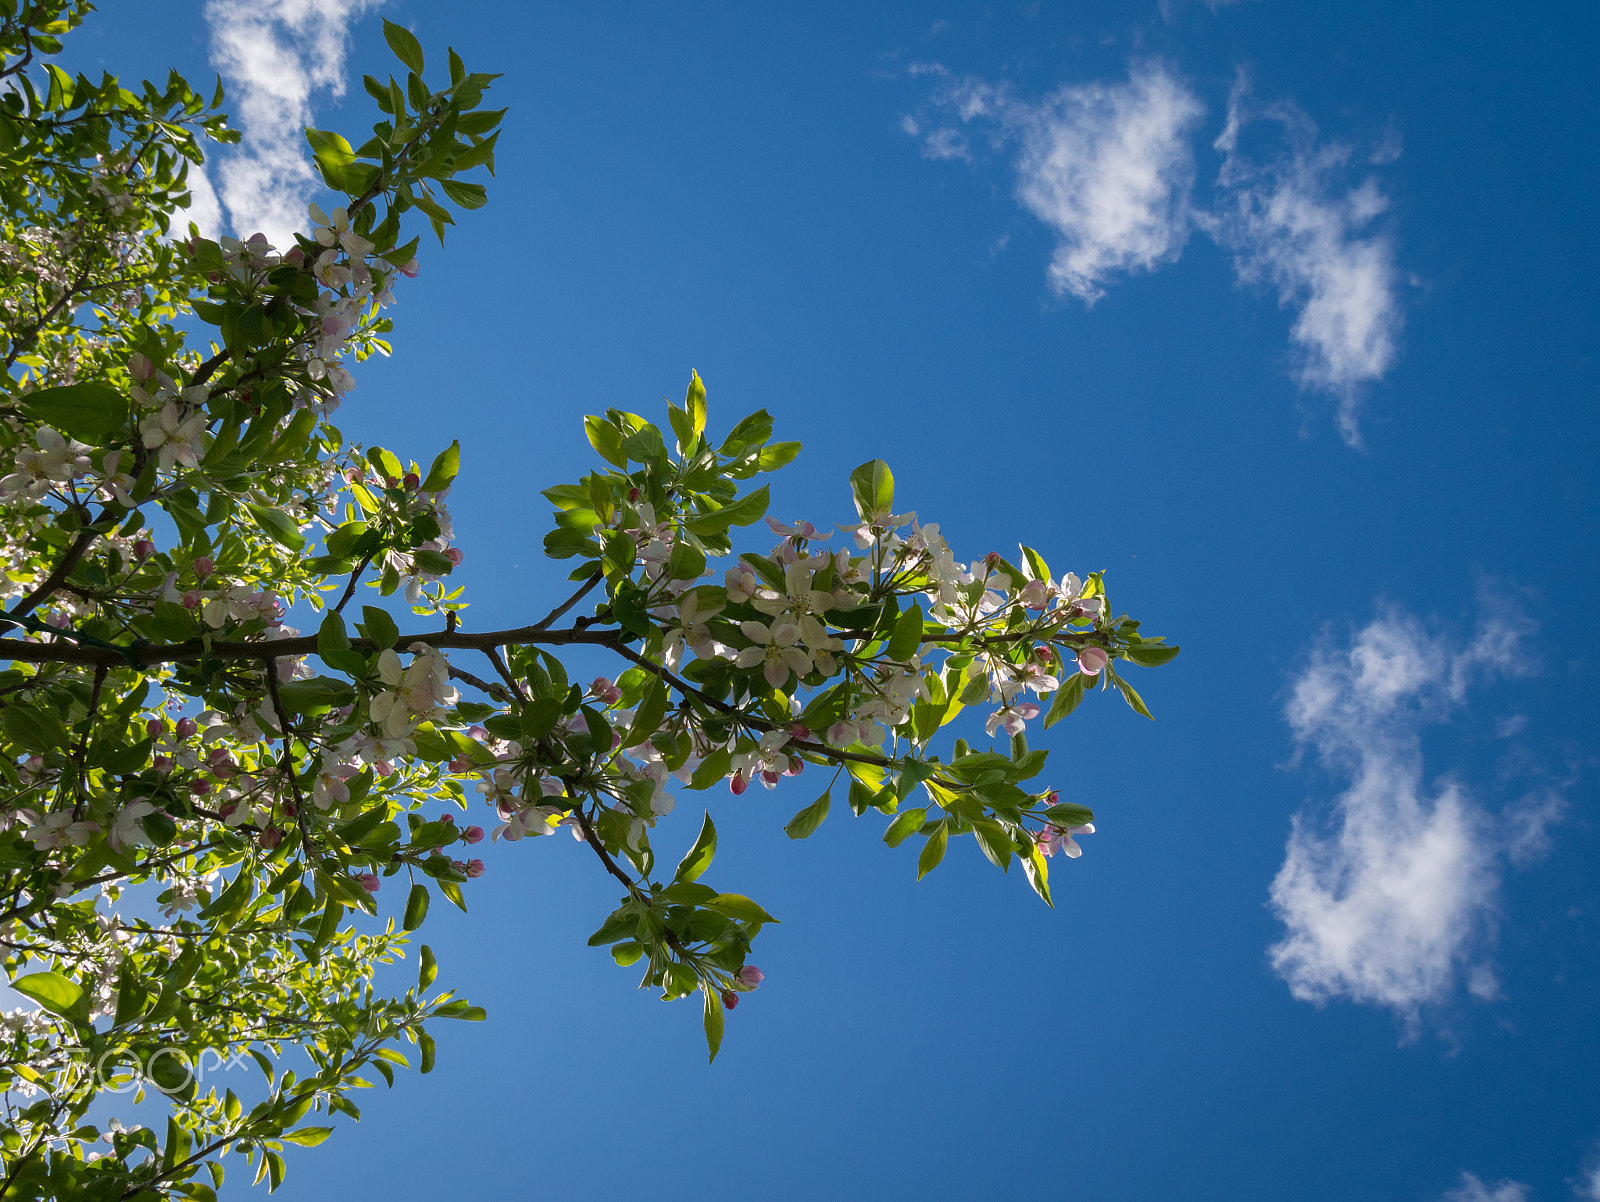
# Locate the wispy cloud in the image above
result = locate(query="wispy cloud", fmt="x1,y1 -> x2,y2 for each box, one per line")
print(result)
1440,1173 -> 1531,1202
1205,75 -> 1403,446
1268,593 -> 1556,1032
909,61 -> 1204,303
906,62 -> 1406,444
201,0 -> 382,247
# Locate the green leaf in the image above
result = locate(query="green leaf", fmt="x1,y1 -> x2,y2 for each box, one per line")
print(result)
972,818 -> 1013,871
756,441 -> 802,472
1020,544 -> 1052,586
673,812 -> 717,882
403,883 -> 429,931
586,908 -> 638,946
1042,671 -> 1088,730
360,606 -> 400,650
703,984 -> 725,1064
20,382 -> 125,440
419,1030 -> 437,1074
883,806 -> 927,848
439,179 -> 487,209
280,1127 -> 333,1147
2,705 -> 70,752
418,944 -> 437,990
610,941 -> 644,967
703,893 -> 779,924
382,18 -> 425,74
1109,670 -> 1154,720
916,821 -> 948,880
849,458 -> 895,521
625,677 -> 670,746
687,747 -> 731,791
683,485 -> 770,536
11,971 -> 86,1022
784,790 -> 830,840
275,676 -> 355,714
1044,802 -> 1095,827
685,370 -> 707,439
420,440 -> 459,492
584,416 -> 626,467
1125,642 -> 1181,667
304,127 -> 359,191
317,610 -> 351,659
665,542 -> 706,582
886,602 -> 924,662
1021,842 -> 1053,908
246,503 -> 306,551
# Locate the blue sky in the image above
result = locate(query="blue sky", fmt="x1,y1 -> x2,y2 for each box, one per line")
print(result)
65,2 -> 1599,1199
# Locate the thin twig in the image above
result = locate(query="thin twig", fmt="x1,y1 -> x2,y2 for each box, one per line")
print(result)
332,552 -> 375,614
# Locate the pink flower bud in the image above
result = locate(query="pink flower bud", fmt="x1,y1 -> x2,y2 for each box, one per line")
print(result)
439,812 -> 454,824
789,723 -> 811,740
737,965 -> 764,987
152,754 -> 172,774
281,801 -> 297,818
284,246 -> 305,268
1077,646 -> 1109,676
403,472 -> 420,489
729,774 -> 748,796
358,873 -> 381,893
463,825 -> 484,844
191,780 -> 210,795
374,759 -> 394,776
1047,790 -> 1060,805
467,725 -> 488,740
783,755 -> 804,777
398,258 -> 419,278
761,770 -> 780,787
181,590 -> 201,609
259,827 -> 283,850
132,539 -> 154,560
445,547 -> 463,566
447,758 -> 473,773
721,989 -> 739,1010
465,858 -> 485,878
175,717 -> 198,739
129,352 -> 153,381
192,557 -> 214,577
146,718 -> 164,738
1035,645 -> 1054,663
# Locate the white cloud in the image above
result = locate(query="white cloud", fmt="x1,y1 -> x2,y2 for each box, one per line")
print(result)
203,0 -> 382,247
912,61 -> 1204,303
178,160 -> 224,241
1205,75 -> 1403,445
1440,1173 -> 1530,1202
1268,596 -> 1548,1030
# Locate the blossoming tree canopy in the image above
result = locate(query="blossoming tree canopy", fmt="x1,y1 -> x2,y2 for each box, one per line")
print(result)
0,4 -> 1176,1198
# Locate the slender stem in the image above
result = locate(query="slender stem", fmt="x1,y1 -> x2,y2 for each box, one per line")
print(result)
69,663 -> 107,820
445,665 -> 508,701
264,664 -> 316,857
5,522 -> 99,618
332,552 -> 375,614
531,570 -> 602,632
481,647 -> 526,703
